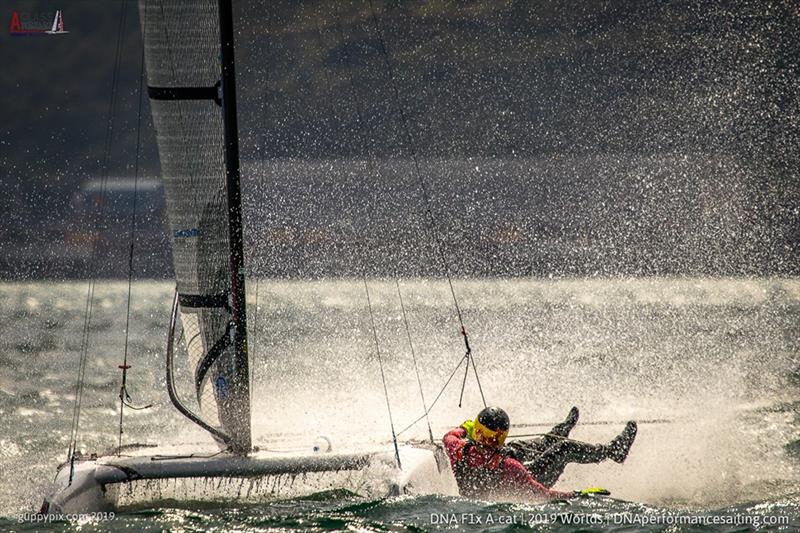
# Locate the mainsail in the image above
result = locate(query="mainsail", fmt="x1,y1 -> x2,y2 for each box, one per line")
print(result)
139,0 -> 250,452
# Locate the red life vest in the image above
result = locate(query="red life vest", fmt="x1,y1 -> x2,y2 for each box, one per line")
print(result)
452,440 -> 506,497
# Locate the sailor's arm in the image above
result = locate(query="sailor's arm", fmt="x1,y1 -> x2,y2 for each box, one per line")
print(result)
501,457 -> 573,500
442,427 -> 467,465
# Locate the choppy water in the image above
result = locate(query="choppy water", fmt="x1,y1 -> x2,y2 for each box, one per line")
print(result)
1,278 -> 799,531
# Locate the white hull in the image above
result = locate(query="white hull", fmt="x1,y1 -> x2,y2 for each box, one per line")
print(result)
44,444 -> 457,513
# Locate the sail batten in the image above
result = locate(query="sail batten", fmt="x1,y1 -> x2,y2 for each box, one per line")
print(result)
139,0 -> 250,452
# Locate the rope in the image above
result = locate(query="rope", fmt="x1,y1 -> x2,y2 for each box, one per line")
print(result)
67,0 -> 129,482
365,0 -> 486,408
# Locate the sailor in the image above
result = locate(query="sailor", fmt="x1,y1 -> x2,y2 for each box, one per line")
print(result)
442,406 -> 637,499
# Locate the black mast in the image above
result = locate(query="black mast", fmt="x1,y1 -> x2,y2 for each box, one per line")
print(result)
218,0 -> 251,454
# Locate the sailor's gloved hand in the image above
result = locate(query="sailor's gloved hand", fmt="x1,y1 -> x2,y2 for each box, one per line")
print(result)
573,487 -> 611,497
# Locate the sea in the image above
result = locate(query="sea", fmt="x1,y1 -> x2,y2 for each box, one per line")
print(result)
0,278 -> 798,531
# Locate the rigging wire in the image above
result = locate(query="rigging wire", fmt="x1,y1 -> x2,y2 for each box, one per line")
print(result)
395,350 -> 469,437
67,0 -> 129,481
117,0 -> 153,455
510,418 -> 673,431
362,279 -> 402,469
365,0 -> 486,408
318,4 -> 482,442
248,0 -> 275,410
311,13 -> 402,464
320,10 -> 439,444
250,278 -> 259,404
395,280 -> 435,443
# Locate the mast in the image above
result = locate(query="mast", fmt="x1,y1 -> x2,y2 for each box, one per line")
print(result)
218,0 -> 251,454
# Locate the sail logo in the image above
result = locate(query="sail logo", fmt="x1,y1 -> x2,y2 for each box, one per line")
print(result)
9,10 -> 68,36
175,228 -> 202,238
215,376 -> 229,401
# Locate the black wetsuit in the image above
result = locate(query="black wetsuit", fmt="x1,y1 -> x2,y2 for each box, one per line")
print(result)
504,419 -> 610,488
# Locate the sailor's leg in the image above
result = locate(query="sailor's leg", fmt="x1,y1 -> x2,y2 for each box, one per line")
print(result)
525,439 -> 610,488
548,406 -> 579,438
505,438 -> 547,463
506,406 -> 580,459
505,407 -> 580,463
524,421 -> 638,487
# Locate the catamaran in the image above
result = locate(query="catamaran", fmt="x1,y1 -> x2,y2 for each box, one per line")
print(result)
43,0 -> 460,513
